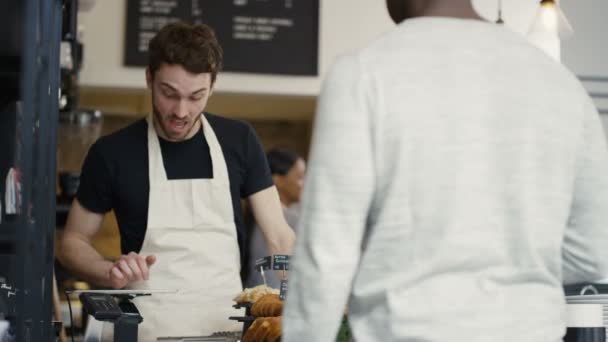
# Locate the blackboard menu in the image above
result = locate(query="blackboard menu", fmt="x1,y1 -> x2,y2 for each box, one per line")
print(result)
124,0 -> 319,76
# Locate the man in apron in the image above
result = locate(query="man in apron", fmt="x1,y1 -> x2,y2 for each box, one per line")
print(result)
58,22 -> 295,340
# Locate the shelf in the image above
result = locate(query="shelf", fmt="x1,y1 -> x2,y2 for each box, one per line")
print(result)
1,0 -> 63,340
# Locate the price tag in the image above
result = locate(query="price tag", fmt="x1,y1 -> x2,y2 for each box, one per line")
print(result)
255,256 -> 272,272
279,279 -> 288,300
272,255 -> 290,271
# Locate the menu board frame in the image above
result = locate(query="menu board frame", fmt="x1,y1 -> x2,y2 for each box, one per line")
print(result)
124,0 -> 320,76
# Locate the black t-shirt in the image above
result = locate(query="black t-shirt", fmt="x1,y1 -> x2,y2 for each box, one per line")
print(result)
76,113 -> 273,265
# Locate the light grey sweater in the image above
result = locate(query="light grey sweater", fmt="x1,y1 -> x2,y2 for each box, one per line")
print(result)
282,17 -> 608,342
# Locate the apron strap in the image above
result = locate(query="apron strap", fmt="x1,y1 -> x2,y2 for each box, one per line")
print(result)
200,113 -> 230,185
146,115 -> 168,181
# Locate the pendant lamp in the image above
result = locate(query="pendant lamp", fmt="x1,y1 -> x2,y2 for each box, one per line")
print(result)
496,0 -> 504,24
528,0 -> 573,39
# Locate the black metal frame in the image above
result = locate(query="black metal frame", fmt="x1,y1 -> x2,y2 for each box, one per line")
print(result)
0,0 -> 62,340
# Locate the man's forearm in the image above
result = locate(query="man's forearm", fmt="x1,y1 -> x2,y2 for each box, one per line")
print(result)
58,236 -> 114,287
266,225 -> 296,256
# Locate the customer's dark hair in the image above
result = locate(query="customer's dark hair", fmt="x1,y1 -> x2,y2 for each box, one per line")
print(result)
148,21 -> 223,84
267,148 -> 300,176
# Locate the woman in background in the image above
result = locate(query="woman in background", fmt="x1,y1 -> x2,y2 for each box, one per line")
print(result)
245,148 -> 306,288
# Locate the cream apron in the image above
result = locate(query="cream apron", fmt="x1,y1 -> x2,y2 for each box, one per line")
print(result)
102,114 -> 242,341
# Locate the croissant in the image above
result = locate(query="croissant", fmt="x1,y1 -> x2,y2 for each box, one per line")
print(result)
243,317 -> 282,342
242,319 -> 261,342
253,318 -> 272,341
251,294 -> 283,317
234,285 -> 280,304
265,317 -> 282,341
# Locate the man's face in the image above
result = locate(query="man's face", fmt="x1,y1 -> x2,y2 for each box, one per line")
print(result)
275,158 -> 306,206
147,64 -> 214,141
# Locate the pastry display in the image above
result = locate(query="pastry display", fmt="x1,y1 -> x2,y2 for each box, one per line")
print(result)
250,294 -> 283,317
231,286 -> 284,341
233,285 -> 280,304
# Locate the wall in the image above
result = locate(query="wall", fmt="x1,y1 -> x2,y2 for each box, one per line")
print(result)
561,0 -> 608,78
78,0 -> 556,96
560,0 -> 608,128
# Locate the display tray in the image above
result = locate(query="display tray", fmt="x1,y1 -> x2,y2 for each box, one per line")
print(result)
232,302 -> 252,312
228,315 -> 255,323
232,301 -> 254,334
233,302 -> 252,309
156,331 -> 240,341
229,313 -> 255,339
230,296 -> 284,341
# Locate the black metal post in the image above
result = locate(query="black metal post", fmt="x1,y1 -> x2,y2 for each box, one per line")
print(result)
18,0 -> 38,338
114,297 -> 144,342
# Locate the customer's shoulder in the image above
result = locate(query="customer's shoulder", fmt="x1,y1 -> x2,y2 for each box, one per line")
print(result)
205,112 -> 252,134
204,112 -> 257,147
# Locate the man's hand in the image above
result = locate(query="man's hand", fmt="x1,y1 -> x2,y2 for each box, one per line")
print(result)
109,252 -> 157,289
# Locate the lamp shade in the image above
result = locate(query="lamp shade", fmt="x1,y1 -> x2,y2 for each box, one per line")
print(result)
529,0 -> 574,39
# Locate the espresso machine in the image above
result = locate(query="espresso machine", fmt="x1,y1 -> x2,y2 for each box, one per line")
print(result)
56,0 -> 102,229
565,284 -> 608,342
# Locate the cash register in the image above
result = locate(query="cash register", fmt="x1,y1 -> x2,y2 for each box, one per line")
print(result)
74,289 -> 175,342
